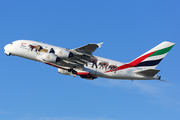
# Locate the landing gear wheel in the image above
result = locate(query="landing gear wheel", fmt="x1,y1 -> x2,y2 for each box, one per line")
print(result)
68,69 -> 73,72
72,70 -> 77,74
68,69 -> 77,74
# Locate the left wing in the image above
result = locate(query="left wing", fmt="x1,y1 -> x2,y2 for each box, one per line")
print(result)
52,42 -> 103,70
72,42 -> 103,54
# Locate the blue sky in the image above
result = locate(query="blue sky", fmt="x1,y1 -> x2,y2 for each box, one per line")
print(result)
1,0 -> 180,120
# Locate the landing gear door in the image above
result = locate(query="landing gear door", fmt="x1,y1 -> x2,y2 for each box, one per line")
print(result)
83,64 -> 97,75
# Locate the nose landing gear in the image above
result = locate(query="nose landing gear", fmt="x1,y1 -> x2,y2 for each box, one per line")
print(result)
5,51 -> 11,56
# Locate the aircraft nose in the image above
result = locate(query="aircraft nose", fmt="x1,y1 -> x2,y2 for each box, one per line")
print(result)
4,44 -> 9,50
4,44 -> 12,55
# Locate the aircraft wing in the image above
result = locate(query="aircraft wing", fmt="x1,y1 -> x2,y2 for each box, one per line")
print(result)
72,42 -> 103,54
53,42 -> 103,69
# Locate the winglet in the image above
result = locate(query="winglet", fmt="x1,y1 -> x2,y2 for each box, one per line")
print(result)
97,42 -> 103,48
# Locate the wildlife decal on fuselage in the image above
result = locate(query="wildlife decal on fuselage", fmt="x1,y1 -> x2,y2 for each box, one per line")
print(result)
20,42 -> 49,54
28,44 -> 48,54
85,56 -> 118,73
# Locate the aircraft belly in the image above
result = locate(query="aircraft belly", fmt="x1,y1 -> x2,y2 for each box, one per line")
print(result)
95,69 -> 122,79
95,67 -> 153,80
83,67 -> 96,75
16,51 -> 37,61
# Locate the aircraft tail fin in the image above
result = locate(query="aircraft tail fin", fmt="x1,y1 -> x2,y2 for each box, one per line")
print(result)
128,41 -> 175,69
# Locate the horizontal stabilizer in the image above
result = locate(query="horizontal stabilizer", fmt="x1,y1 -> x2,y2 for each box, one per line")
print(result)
134,69 -> 160,77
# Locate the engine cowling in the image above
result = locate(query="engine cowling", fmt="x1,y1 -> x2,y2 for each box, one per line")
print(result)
55,48 -> 73,59
42,53 -> 61,63
58,68 -> 70,75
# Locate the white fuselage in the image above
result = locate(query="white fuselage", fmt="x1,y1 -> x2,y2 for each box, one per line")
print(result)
4,40 -> 160,80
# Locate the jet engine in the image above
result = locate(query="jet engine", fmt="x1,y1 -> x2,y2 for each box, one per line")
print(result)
58,68 -> 70,75
55,48 -> 73,59
42,53 -> 61,63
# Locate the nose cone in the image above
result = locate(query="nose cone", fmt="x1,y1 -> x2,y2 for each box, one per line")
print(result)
4,44 -> 9,51
4,44 -> 12,55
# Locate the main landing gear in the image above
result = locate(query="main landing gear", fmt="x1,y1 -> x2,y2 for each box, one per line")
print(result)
68,69 -> 77,74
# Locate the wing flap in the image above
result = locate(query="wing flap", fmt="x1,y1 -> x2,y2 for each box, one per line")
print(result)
134,69 -> 160,77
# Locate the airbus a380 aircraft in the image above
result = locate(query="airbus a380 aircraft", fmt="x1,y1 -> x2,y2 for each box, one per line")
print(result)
4,40 -> 175,81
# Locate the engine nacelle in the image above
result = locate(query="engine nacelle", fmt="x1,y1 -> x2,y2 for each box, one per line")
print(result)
55,48 -> 73,59
58,68 -> 70,75
42,53 -> 61,63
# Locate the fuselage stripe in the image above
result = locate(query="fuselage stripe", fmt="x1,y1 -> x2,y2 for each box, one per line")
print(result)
128,51 -> 156,66
149,45 -> 174,57
105,51 -> 155,73
45,62 -> 68,70
135,58 -> 163,67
